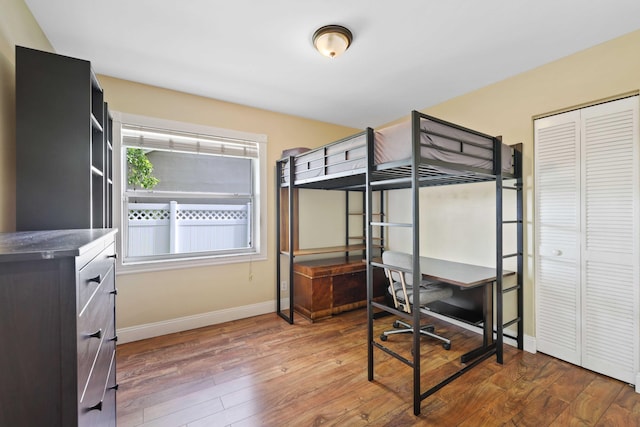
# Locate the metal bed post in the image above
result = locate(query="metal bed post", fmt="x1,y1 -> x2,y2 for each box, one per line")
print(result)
345,191 -> 350,259
365,127 -> 375,382
494,137 -> 504,364
515,148 -> 524,349
276,156 -> 295,324
410,110 -> 422,416
287,156 -> 295,323
362,191 -> 366,259
379,190 -> 385,256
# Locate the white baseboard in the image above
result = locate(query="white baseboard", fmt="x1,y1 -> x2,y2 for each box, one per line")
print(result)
118,299 -> 536,355
117,299 -> 289,344
523,334 -> 537,354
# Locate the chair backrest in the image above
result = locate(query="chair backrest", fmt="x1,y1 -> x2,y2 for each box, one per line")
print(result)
382,250 -> 453,314
382,250 -> 415,287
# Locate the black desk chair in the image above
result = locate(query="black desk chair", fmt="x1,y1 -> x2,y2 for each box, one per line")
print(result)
380,251 -> 452,350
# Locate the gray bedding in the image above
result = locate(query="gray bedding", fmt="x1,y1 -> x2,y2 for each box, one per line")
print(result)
374,118 -> 513,172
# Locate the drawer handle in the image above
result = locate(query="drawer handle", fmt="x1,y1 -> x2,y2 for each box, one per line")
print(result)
109,383 -> 119,391
110,335 -> 118,342
107,253 -> 118,260
88,274 -> 102,284
87,329 -> 102,340
110,288 -> 118,296
87,401 -> 103,412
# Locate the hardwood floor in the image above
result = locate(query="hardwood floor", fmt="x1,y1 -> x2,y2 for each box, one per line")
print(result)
116,309 -> 640,426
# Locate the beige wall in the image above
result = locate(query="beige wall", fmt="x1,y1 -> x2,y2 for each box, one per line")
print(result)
0,0 -> 52,231
388,29 -> 640,337
98,76 -> 356,328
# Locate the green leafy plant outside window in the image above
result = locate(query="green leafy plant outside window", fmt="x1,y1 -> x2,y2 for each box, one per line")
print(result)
127,148 -> 159,190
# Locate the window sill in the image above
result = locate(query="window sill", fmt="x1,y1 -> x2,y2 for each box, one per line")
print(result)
116,251 -> 267,275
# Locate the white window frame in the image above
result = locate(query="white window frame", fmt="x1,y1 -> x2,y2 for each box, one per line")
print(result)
111,112 -> 267,274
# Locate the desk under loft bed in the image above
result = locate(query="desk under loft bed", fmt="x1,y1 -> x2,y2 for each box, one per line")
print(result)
275,111 -> 523,415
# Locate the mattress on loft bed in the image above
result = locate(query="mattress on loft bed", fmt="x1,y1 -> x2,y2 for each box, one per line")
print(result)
281,132 -> 367,183
282,117 -> 513,184
373,117 -> 513,173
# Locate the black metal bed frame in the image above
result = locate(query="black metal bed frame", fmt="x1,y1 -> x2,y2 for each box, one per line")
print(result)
275,110 -> 523,415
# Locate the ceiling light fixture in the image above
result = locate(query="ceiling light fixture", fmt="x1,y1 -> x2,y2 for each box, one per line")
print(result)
312,25 -> 353,58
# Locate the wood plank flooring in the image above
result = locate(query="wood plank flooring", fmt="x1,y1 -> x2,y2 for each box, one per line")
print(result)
116,309 -> 640,426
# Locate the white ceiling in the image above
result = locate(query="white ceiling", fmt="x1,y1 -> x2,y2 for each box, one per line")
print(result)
24,0 -> 640,129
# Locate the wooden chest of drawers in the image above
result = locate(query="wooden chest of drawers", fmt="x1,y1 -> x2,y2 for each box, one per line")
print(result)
293,257 -> 386,321
0,229 -> 117,427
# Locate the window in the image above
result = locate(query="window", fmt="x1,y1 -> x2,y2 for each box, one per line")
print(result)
113,113 -> 267,270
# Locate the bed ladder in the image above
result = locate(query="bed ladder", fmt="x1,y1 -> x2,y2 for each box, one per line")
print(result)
497,144 -> 524,361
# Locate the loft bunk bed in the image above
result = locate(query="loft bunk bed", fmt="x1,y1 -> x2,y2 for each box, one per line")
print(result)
275,110 -> 523,415
276,128 -> 378,323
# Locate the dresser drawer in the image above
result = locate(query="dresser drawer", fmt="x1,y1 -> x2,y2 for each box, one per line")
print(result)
77,275 -> 115,396
79,343 -> 117,427
78,242 -> 115,316
79,317 -> 115,416
100,351 -> 118,427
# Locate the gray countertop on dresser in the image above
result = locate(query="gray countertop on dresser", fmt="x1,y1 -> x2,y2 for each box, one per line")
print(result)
0,229 -> 117,262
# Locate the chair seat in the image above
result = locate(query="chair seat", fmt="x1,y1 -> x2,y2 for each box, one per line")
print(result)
389,281 -> 453,306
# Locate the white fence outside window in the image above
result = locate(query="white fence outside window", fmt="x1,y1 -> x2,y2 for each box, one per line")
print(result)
127,202 -> 250,257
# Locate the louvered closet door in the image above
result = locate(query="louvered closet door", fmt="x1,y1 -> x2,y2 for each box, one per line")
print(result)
535,96 -> 640,385
580,97 -> 639,384
535,110 -> 582,365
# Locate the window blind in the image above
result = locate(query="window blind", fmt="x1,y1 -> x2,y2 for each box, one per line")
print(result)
122,124 -> 259,159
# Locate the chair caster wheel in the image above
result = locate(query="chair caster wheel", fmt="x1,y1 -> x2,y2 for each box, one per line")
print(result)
380,334 -> 387,341
443,342 -> 451,350
393,321 -> 401,328
425,326 -> 435,333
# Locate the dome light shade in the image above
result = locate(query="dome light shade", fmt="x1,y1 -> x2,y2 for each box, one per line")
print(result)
313,25 -> 352,58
